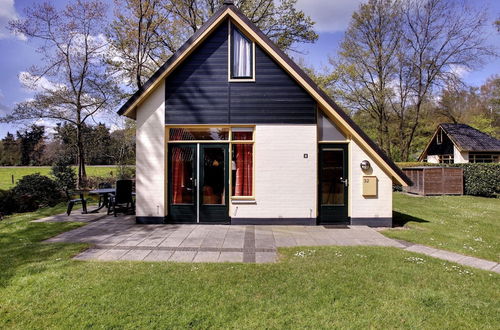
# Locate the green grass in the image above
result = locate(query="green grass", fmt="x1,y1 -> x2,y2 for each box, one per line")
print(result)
0,166 -> 118,190
384,193 -> 500,262
0,206 -> 499,328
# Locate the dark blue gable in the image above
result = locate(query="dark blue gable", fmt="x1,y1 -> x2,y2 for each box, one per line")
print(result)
165,20 -> 316,124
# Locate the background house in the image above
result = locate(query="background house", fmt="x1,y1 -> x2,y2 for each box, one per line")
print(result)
419,123 -> 500,164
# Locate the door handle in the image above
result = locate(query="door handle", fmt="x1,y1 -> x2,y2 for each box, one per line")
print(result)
340,177 -> 348,187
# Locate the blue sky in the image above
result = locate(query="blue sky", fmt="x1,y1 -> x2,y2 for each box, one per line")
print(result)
0,0 -> 499,139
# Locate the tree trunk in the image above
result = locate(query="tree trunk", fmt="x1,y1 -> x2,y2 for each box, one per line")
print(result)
76,123 -> 87,188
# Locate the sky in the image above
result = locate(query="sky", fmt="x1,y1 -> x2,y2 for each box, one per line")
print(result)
0,0 -> 499,139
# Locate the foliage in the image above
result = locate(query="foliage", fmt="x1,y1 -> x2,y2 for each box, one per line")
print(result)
81,176 -> 117,190
51,157 -> 77,197
385,193 -> 500,261
3,0 -> 121,186
16,125 -> 45,166
0,189 -> 18,217
0,133 -> 21,166
329,0 -> 495,161
107,0 -> 318,89
448,163 -> 500,197
11,174 -> 64,212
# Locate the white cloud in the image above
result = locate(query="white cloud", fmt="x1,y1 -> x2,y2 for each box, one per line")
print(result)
18,71 -> 63,92
296,0 -> 364,33
449,64 -> 470,79
0,0 -> 26,40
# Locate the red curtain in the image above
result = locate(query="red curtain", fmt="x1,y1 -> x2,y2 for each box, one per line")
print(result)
172,147 -> 185,204
234,139 -> 253,196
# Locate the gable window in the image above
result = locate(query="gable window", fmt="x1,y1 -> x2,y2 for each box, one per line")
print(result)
436,129 -> 443,145
230,25 -> 253,79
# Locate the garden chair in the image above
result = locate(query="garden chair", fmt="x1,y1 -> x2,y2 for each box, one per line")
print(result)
107,180 -> 135,217
66,190 -> 88,216
97,182 -> 112,208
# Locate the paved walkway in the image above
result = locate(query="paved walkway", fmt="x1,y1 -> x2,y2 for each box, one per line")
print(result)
43,215 -> 402,263
39,214 -> 500,272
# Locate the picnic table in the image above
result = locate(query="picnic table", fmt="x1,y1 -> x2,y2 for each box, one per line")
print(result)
87,188 -> 136,213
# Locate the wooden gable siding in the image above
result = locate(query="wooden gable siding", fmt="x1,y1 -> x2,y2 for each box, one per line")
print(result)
427,131 -> 454,156
165,20 -> 316,124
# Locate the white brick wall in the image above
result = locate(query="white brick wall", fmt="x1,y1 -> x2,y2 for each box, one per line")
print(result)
135,81 -> 165,217
349,142 -> 392,219
427,155 -> 440,163
230,125 -> 317,219
454,146 -> 469,163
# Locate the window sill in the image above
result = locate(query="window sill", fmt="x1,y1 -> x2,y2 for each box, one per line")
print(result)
231,198 -> 256,204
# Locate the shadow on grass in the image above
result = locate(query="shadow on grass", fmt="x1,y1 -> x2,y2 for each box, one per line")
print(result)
392,211 -> 429,228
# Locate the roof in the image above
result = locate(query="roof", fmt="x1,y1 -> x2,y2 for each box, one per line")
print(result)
440,123 -> 500,152
116,1 -> 412,186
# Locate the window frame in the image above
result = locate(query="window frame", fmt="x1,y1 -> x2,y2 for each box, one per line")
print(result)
469,153 -> 499,163
438,154 -> 454,164
228,21 -> 255,82
166,126 -> 256,200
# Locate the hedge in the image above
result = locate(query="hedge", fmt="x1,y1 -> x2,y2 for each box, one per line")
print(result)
396,162 -> 500,197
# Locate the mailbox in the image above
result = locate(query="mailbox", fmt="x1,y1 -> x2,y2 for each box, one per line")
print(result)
362,176 -> 377,197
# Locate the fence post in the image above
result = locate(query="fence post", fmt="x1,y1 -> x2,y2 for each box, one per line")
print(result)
11,174 -> 14,185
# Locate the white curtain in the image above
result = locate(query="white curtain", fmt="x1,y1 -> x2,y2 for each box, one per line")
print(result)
233,29 -> 251,77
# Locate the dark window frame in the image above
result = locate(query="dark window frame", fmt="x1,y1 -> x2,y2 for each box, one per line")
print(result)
230,24 -> 254,80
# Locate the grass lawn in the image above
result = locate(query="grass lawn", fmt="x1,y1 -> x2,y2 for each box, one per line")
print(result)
0,206 -> 499,328
385,193 -> 500,262
0,166 -> 119,190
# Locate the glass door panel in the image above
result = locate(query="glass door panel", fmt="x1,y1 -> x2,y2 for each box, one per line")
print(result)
202,147 -> 226,205
168,144 -> 197,223
318,144 -> 349,224
320,149 -> 345,205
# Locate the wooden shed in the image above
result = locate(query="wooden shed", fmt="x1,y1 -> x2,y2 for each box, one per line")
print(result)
402,167 -> 463,196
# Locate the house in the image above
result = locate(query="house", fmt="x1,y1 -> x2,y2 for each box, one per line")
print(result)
419,123 -> 500,164
117,1 -> 411,226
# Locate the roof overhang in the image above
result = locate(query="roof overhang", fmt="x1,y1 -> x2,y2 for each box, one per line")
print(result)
117,4 -> 411,186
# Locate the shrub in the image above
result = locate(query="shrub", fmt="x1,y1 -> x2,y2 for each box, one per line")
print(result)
51,157 -> 77,197
448,163 -> 500,197
82,176 -> 116,190
12,174 -> 64,212
0,189 -> 18,217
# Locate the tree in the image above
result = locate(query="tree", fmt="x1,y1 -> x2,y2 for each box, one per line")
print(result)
3,0 -> 119,186
331,0 -> 402,156
16,125 -> 46,166
390,0 -> 494,160
107,0 -> 318,89
330,0 -> 495,160
0,133 -> 21,166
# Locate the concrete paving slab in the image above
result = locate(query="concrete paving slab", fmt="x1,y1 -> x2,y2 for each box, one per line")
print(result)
491,264 -> 500,274
73,248 -> 108,260
143,250 -> 173,261
218,252 -> 244,262
121,249 -> 152,261
193,251 -> 220,262
96,249 -> 129,261
458,256 -> 498,271
169,250 -> 197,262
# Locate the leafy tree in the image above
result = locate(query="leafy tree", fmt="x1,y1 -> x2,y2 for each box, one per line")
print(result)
16,125 -> 45,166
107,0 -> 318,89
0,133 -> 21,166
331,0 -> 402,157
51,156 -> 77,199
331,0 -> 495,161
3,0 -> 120,186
